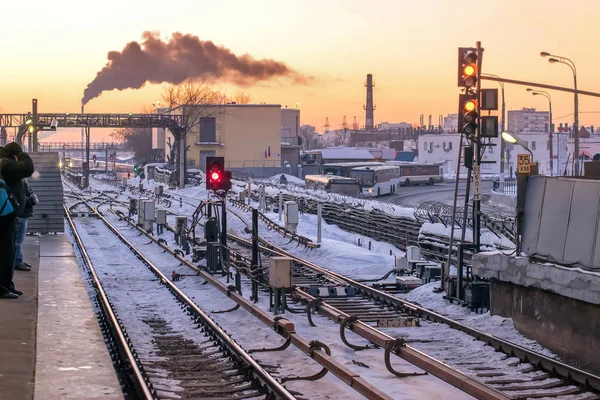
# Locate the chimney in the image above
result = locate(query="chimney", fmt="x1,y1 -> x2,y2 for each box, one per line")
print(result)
364,74 -> 374,131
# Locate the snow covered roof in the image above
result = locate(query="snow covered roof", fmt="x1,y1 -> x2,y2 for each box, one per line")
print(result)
320,147 -> 375,160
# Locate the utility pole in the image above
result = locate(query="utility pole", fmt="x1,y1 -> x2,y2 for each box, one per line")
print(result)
85,126 -> 90,188
473,41 -> 483,250
179,127 -> 186,188
32,99 -> 38,152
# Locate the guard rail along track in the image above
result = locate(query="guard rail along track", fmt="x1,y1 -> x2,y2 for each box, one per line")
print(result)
217,220 -> 600,400
66,184 -> 394,399
64,190 -> 299,400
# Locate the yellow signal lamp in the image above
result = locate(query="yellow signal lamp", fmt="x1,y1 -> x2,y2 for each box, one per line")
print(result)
464,99 -> 478,112
28,125 -> 35,134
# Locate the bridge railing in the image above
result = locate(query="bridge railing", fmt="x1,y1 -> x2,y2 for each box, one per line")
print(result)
39,142 -> 126,151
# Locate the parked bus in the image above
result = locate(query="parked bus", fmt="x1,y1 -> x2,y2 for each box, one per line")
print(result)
321,162 -> 384,177
350,166 -> 402,197
386,162 -> 444,186
304,175 -> 361,195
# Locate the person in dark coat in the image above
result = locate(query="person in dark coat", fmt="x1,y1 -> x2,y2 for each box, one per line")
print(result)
14,180 -> 38,272
0,143 -> 35,299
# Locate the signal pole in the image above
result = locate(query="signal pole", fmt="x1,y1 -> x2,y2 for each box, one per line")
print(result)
32,99 -> 38,152
473,41 -> 483,251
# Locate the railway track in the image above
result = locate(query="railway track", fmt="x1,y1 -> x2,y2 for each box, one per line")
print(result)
218,221 -> 600,400
67,176 -> 600,399
64,193 -> 298,400
64,183 -> 395,400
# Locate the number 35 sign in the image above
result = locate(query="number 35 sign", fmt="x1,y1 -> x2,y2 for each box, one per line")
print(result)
517,154 -> 531,174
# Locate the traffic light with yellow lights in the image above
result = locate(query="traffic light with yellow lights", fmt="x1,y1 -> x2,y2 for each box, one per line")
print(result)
205,156 -> 232,192
458,47 -> 478,90
25,113 -> 35,135
458,94 -> 478,136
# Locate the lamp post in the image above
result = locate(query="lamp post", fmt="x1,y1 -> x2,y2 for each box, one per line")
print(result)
527,88 -> 553,175
483,74 -> 506,177
541,51 -> 578,175
502,130 -> 534,160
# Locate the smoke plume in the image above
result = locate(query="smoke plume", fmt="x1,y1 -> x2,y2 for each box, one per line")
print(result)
82,31 -> 311,105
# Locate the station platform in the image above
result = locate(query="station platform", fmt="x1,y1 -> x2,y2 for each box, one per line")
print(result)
0,234 -> 123,400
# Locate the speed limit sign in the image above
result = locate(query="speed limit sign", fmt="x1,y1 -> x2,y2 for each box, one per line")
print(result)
517,154 -> 531,174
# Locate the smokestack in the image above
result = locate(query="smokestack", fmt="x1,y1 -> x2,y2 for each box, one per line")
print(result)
364,74 -> 374,131
82,31 -> 312,105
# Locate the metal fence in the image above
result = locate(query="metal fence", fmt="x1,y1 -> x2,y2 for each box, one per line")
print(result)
253,187 -> 514,266
492,180 -> 517,198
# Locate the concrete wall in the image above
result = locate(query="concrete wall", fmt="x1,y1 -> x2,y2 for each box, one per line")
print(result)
473,252 -> 600,369
490,279 -> 600,370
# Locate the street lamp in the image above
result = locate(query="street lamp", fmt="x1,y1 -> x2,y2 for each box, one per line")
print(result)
541,51 -> 578,175
527,88 -> 554,175
502,129 -> 534,160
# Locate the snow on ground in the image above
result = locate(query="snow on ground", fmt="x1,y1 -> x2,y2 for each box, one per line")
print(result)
101,209 -> 473,400
262,173 -> 306,186
87,176 -> 560,372
420,222 -> 515,250
259,184 -> 418,220
402,282 -> 556,357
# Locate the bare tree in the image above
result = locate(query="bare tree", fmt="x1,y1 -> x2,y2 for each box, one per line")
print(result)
110,127 -> 152,164
161,80 -> 227,187
299,125 -> 319,150
321,130 -> 350,147
231,90 -> 252,104
110,104 -> 155,164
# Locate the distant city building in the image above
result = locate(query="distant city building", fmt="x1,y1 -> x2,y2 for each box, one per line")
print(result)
280,108 -> 302,173
507,108 -> 550,133
418,133 -> 501,176
443,114 -> 459,133
377,122 -> 413,131
152,104 -> 301,176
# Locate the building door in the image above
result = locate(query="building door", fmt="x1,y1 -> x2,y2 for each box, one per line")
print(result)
200,150 -> 216,171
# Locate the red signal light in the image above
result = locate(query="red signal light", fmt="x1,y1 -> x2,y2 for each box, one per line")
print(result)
210,171 -> 221,182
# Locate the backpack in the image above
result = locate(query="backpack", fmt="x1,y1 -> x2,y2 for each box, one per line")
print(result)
0,160 -> 18,218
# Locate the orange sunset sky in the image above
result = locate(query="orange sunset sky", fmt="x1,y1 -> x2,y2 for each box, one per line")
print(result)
2,0 -> 600,142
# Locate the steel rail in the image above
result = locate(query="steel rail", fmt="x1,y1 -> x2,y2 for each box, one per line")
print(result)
64,204 -> 156,399
74,181 -> 600,395
102,207 -> 392,400
226,233 -> 600,394
68,197 -> 298,400
108,203 -> 509,400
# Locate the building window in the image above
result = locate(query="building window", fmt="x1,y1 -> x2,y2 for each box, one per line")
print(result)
423,141 -> 427,151
448,142 -> 453,150
532,141 -> 536,150
199,117 -> 217,143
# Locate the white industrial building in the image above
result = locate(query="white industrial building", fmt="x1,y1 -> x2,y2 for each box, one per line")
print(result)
418,133 -> 502,177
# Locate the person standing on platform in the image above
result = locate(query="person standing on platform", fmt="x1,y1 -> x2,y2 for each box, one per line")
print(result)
14,180 -> 38,272
0,143 -> 35,299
